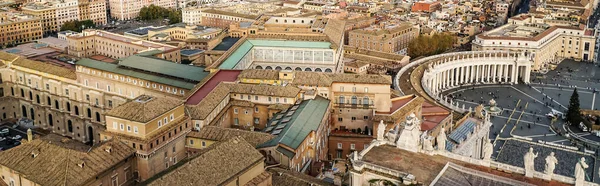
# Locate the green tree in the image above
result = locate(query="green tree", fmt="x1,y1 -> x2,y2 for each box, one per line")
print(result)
60,20 -> 96,32
408,33 -> 455,58
567,88 -> 582,125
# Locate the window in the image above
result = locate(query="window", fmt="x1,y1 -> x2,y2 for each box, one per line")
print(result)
244,110 -> 248,115
364,116 -> 369,120
170,114 -> 174,121
337,143 -> 342,149
340,86 -> 344,92
351,144 -> 356,150
351,117 -> 356,121
254,117 -> 259,125
276,98 -> 280,103
352,87 -> 356,92
164,118 -> 167,124
65,89 -> 69,96
108,100 -> 113,108
127,125 -> 131,132
338,117 -> 343,122
234,118 -> 239,125
268,97 -> 272,102
255,107 -> 259,113
113,122 -> 117,129
364,87 -> 368,93
201,141 -> 206,147
234,108 -> 238,114
158,121 -> 162,127
134,127 -> 138,134
119,124 -> 124,131
254,96 -> 258,100
190,140 -> 194,145
46,83 -> 50,90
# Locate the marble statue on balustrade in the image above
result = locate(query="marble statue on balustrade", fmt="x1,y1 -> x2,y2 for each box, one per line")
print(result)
421,134 -> 434,154
377,120 -> 385,141
396,113 -> 421,153
436,127 -> 446,152
524,147 -> 538,177
386,124 -> 400,143
482,139 -> 493,161
575,157 -> 589,186
475,104 -> 485,119
544,152 -> 558,180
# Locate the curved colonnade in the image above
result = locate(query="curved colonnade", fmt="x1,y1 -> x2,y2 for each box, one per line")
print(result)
395,50 -> 533,113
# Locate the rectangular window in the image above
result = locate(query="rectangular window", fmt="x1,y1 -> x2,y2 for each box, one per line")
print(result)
170,114 -> 174,121
158,121 -> 162,127
351,144 -> 355,150
254,117 -> 259,125
255,107 -> 259,113
276,98 -> 280,103
337,143 -> 342,149
127,125 -> 131,132
352,87 -> 356,92
190,140 -> 194,145
134,127 -> 138,134
338,117 -> 343,122
364,116 -> 369,120
364,87 -> 368,93
254,96 -> 258,100
119,124 -> 124,131
234,118 -> 239,125
234,108 -> 238,114
113,122 -> 117,129
340,86 -> 344,92
201,141 -> 206,147
351,117 -> 356,121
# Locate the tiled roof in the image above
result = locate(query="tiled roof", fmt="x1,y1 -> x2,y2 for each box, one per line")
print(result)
238,69 -> 281,80
269,167 -> 334,186
202,9 -> 260,20
230,83 -> 301,97
291,71 -> 392,86
186,83 -> 233,120
0,134 -> 135,186
146,137 -> 264,186
0,51 -> 77,80
185,70 -> 241,105
105,95 -> 183,122
188,126 -> 274,147
258,97 -> 330,154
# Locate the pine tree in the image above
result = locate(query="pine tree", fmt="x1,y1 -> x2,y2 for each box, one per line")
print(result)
567,88 -> 581,125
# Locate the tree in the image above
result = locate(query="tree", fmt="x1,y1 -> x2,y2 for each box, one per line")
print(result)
137,5 -> 181,24
60,20 -> 96,32
567,88 -> 582,125
408,33 -> 456,58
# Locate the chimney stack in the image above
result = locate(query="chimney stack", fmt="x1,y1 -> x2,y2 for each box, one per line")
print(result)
27,128 -> 33,142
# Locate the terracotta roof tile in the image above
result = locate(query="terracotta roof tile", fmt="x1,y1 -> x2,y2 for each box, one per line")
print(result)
188,126 -> 274,147
105,95 -> 183,122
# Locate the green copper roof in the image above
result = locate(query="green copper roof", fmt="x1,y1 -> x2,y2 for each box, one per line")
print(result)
76,58 -> 203,90
258,96 -> 330,157
119,55 -> 209,81
218,39 -> 332,69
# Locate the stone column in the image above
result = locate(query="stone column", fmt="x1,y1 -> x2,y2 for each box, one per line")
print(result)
503,64 -> 509,82
475,65 -> 479,83
450,69 -> 455,87
512,65 -> 518,84
524,65 -> 531,83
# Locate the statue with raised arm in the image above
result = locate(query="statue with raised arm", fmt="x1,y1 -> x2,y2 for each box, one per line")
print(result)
524,147 -> 538,177
377,120 -> 385,141
437,127 -> 446,151
483,139 -> 493,161
575,157 -> 589,186
544,152 -> 558,177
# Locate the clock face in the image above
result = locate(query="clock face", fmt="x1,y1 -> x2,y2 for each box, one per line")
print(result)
274,49 -> 283,61
324,51 -> 333,61
284,50 -> 294,62
314,51 -> 323,62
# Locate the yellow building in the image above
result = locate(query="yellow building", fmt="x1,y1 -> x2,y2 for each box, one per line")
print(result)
0,12 -> 43,47
147,137 -> 272,186
348,22 -> 418,55
101,95 -> 191,182
67,29 -> 181,63
185,125 -> 273,153
78,0 -> 107,25
22,0 -> 81,34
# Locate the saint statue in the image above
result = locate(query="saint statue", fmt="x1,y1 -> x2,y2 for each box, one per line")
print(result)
437,127 -> 446,151
377,120 -> 386,141
482,139 -> 493,161
575,157 -> 589,185
544,152 -> 558,177
524,147 -> 538,177
422,136 -> 434,153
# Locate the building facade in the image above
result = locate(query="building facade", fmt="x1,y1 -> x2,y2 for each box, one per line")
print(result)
348,22 -> 418,55
108,0 -> 176,20
0,12 -> 43,46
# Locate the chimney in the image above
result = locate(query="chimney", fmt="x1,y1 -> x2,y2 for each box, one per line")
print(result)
27,128 -> 33,142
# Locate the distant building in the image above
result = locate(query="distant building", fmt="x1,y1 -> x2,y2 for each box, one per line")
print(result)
108,0 -> 176,20
0,12 -> 42,46
411,1 -> 442,13
348,22 -> 418,55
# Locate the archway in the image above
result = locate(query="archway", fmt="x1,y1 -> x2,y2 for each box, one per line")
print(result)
21,105 -> 27,118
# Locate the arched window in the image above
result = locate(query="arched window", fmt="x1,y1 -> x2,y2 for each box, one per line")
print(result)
338,96 -> 345,104
315,68 -> 322,72
29,91 -> 32,100
95,112 -> 101,122
351,96 -> 357,105
36,95 -> 40,104
295,67 -> 302,71
20,89 -> 24,97
54,100 -> 59,110
275,66 -> 282,70
305,68 -> 312,72
255,66 -> 263,69
87,108 -> 91,118
66,102 -> 71,112
67,120 -> 73,133
21,105 -> 27,118
47,96 -> 51,106
30,108 -> 34,120
74,106 -> 79,116
285,67 -> 292,70
265,66 -> 273,70
325,68 -> 332,73
48,114 -> 53,126
363,96 -> 370,106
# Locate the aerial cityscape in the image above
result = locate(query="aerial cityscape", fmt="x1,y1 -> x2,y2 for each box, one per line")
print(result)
0,0 -> 599,185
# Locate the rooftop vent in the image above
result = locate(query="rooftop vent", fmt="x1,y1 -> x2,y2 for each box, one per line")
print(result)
31,150 -> 39,158
77,161 -> 85,168
105,146 -> 112,153
135,95 -> 154,103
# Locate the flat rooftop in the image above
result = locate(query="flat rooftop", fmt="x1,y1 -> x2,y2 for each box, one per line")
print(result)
483,24 -> 547,38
